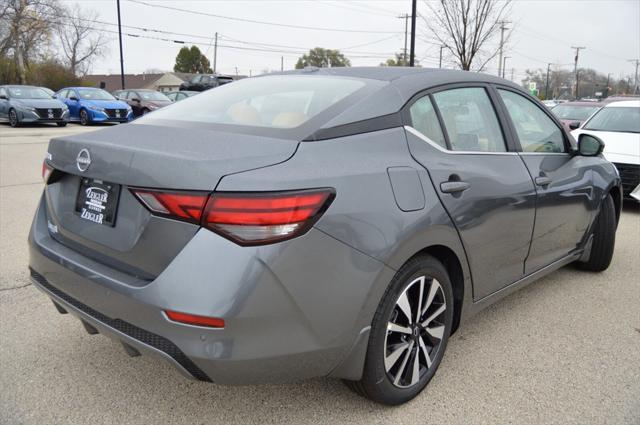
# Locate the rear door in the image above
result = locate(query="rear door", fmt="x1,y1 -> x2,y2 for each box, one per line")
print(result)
495,87 -> 594,273
404,85 -> 537,300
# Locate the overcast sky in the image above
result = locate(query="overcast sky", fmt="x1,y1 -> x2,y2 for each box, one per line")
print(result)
65,0 -> 640,83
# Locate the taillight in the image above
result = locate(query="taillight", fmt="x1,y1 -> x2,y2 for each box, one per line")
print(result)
130,189 -> 209,224
202,189 -> 335,245
131,188 -> 335,245
42,160 -> 53,183
165,310 -> 225,328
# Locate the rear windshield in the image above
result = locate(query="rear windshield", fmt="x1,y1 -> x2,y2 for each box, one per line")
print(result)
552,104 -> 600,121
144,75 -> 366,129
584,107 -> 640,133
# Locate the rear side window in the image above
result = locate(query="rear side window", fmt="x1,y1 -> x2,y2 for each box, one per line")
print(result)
409,96 -> 447,148
499,89 -> 565,153
145,75 -> 366,129
432,88 -> 506,152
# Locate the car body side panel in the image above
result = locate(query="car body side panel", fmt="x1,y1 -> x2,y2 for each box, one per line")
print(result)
216,128 -> 473,377
404,129 -> 537,300
518,153 -> 599,274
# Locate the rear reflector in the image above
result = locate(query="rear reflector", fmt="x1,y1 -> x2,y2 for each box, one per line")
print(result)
202,189 -> 335,245
165,310 -> 225,328
131,187 -> 335,245
130,189 -> 209,223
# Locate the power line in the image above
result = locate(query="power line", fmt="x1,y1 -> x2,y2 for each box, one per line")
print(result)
126,0 -> 403,34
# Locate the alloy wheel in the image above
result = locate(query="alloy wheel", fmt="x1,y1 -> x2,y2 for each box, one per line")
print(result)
384,276 -> 447,388
9,109 -> 18,127
80,110 -> 88,125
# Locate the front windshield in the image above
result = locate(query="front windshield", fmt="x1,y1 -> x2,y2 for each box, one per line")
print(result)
145,75 -> 366,129
584,107 -> 640,133
78,89 -> 116,100
552,104 -> 600,121
139,91 -> 170,101
7,87 -> 51,99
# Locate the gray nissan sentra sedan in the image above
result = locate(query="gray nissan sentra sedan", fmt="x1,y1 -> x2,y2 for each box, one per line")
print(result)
29,67 -> 621,405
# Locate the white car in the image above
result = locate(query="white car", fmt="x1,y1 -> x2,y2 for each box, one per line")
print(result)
572,100 -> 640,201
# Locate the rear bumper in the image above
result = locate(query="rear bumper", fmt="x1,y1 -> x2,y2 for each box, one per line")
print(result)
28,193 -> 393,383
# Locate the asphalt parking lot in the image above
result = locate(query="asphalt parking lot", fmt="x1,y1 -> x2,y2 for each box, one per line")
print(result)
0,123 -> 638,425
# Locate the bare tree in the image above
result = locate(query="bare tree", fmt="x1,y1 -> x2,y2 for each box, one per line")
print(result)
0,0 -> 59,83
58,4 -> 108,76
422,0 -> 512,71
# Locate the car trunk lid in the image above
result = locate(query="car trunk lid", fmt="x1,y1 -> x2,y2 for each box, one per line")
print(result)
44,122 -> 299,279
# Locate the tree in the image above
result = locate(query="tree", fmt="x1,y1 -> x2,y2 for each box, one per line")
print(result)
380,52 -> 419,67
0,0 -> 60,83
57,4 -> 108,76
173,46 -> 212,73
295,48 -> 350,69
27,58 -> 81,90
421,0 -> 512,71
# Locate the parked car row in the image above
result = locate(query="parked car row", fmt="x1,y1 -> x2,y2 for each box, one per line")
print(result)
0,84 -> 205,127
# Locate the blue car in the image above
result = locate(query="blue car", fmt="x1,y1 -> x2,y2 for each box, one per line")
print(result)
56,87 -> 133,125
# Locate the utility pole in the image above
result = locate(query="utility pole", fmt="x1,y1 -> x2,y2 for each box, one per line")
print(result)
497,21 -> 510,78
502,56 -> 510,79
545,63 -> 551,100
571,46 -> 586,99
629,59 -> 639,94
398,13 -> 409,65
213,32 -> 218,73
409,0 -> 417,67
605,72 -> 612,98
510,68 -> 514,82
439,45 -> 444,68
281,56 -> 284,72
116,0 -> 125,89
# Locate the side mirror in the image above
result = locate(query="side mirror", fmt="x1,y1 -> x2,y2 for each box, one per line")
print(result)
132,98 -> 140,103
0,94 -> 7,100
51,94 -> 57,99
69,96 -> 78,101
577,133 -> 604,156
568,121 -> 581,130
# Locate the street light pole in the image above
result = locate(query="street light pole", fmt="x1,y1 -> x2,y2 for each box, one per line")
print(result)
572,46 -> 586,99
116,0 -> 125,89
213,32 -> 218,73
439,45 -> 444,68
409,0 -> 417,67
497,21 -> 510,77
629,59 -> 639,95
502,56 -> 510,79
398,13 -> 409,65
545,63 -> 551,100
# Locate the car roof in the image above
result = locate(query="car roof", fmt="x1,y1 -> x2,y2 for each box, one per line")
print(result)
270,67 -> 523,130
2,85 -> 39,89
604,100 -> 640,108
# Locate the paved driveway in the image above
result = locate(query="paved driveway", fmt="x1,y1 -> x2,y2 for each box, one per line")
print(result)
1,124 -> 638,424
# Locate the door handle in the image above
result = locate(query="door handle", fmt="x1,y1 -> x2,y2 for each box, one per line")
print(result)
440,181 -> 470,194
535,176 -> 552,186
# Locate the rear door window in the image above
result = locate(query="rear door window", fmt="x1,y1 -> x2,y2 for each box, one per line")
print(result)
498,89 -> 565,153
432,87 -> 507,152
409,96 -> 447,149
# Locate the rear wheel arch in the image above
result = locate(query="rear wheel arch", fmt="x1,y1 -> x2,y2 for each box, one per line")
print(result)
411,245 -> 464,334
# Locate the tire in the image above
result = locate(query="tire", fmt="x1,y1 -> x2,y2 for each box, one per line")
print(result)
8,108 -> 19,127
344,254 -> 454,405
578,194 -> 616,272
56,121 -> 67,127
79,109 -> 90,126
